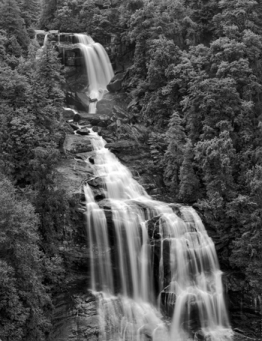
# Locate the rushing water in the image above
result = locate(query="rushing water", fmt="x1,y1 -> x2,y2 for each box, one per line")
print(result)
74,34 -> 114,114
82,129 -> 233,341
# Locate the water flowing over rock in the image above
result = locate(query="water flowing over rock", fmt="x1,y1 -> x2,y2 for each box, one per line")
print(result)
77,128 -> 233,341
74,34 -> 114,114
36,32 -> 114,113
51,34 -> 261,341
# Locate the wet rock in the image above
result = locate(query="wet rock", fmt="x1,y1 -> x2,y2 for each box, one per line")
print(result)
78,115 -> 102,126
168,203 -> 182,217
147,216 -> 162,240
75,92 -> 90,111
50,292 -> 99,341
96,97 -> 115,116
98,199 -> 112,211
56,159 -> 92,195
73,159 -> 91,173
92,188 -> 106,201
92,126 -> 101,133
97,115 -> 111,127
63,134 -> 93,154
87,176 -> 105,188
105,139 -> 138,152
194,330 -> 207,341
76,128 -> 90,136
75,152 -> 94,161
107,78 -> 122,92
159,291 -> 176,317
63,108 -> 76,120
69,123 -> 80,131
73,113 -> 81,123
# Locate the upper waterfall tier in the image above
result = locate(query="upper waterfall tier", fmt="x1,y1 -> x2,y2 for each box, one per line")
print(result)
82,128 -> 233,341
35,31 -> 115,113
74,33 -> 114,110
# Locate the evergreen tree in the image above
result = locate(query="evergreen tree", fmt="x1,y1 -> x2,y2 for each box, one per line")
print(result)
29,39 -> 65,131
164,112 -> 186,197
178,139 -> 200,203
39,0 -> 57,29
20,0 -> 42,27
0,175 -> 51,341
0,0 -> 30,50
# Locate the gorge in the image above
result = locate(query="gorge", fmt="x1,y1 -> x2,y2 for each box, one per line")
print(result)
1,1 -> 262,340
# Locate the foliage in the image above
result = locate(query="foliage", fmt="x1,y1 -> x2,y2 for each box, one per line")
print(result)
38,0 -> 262,299
1,0 -> 262,336
0,175 -> 51,341
0,0 -> 30,51
64,0 -> 262,300
0,25 -> 68,340
20,0 -> 42,27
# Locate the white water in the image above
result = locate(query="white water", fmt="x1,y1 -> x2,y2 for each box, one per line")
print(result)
74,34 -> 114,114
36,32 -> 49,60
82,129 -> 233,341
43,33 -> 49,47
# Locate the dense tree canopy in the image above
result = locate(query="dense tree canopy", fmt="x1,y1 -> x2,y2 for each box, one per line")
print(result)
0,7 -> 68,340
0,0 -> 262,338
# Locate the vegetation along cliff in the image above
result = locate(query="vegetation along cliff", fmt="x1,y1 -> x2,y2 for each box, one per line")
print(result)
0,0 -> 261,340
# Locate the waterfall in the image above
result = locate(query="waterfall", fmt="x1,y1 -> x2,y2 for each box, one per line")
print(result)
43,33 -> 49,47
82,129 -> 233,341
74,34 -> 114,114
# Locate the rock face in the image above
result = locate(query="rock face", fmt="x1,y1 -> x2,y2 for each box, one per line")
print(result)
50,292 -> 100,341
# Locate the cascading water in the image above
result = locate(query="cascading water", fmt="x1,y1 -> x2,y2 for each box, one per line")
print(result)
82,129 -> 233,341
43,32 -> 49,47
35,32 -> 49,60
74,34 -> 114,114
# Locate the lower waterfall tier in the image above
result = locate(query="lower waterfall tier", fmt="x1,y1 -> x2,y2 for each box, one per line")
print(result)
80,129 -> 233,341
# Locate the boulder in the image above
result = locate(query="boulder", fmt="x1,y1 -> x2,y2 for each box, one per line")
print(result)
105,139 -> 138,152
96,93 -> 115,116
63,108 -> 76,120
87,176 -> 105,188
69,123 -> 80,131
107,72 -> 126,93
76,92 -> 89,111
91,187 -> 106,201
63,134 -> 93,154
56,159 -> 92,196
107,78 -> 122,92
76,128 -> 90,136
73,113 -> 81,123
92,126 -> 101,133
75,152 -> 95,161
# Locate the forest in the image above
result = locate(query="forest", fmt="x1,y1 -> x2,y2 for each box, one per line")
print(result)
0,0 -> 262,340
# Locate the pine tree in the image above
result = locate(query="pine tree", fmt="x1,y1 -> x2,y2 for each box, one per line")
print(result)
29,39 -> 65,131
0,0 -> 30,50
0,175 -> 51,341
39,0 -> 58,29
178,139 -> 200,203
164,112 -> 186,197
20,0 -> 42,27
